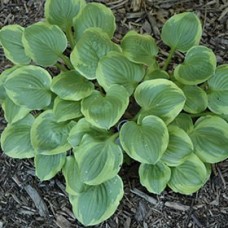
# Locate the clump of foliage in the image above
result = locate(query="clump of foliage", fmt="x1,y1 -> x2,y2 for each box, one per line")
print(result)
0,0 -> 228,226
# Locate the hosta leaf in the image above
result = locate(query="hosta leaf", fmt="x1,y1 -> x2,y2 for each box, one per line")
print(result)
174,46 -> 216,85
0,25 -> 30,65
73,3 -> 116,41
170,113 -> 194,133
96,52 -> 145,95
182,85 -> 208,114
22,22 -> 67,66
68,118 -> 109,148
0,75 -> 6,103
189,116 -> 228,163
220,114 -> 228,122
161,126 -> 193,166
43,93 -> 57,110
139,162 -> 171,194
70,28 -> 120,80
2,96 -> 30,124
121,31 -> 158,65
74,136 -> 123,185
207,65 -> 228,114
4,66 -> 52,110
0,67 -> 20,103
144,60 -> 159,75
53,97 -> 82,122
161,12 -> 202,52
81,85 -> 129,129
62,156 -> 88,195
168,153 -> 210,195
1,114 -> 35,158
69,176 -> 124,226
51,71 -> 94,101
31,110 -> 75,155
134,79 -> 186,124
44,0 -> 86,31
145,69 -> 169,80
35,153 -> 66,181
119,115 -> 169,164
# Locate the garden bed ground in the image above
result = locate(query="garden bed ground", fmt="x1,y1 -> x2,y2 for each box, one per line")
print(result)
0,0 -> 228,227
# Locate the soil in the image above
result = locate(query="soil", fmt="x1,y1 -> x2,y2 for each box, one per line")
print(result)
0,0 -> 228,227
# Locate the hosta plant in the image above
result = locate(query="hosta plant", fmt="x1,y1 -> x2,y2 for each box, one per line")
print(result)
0,0 -> 228,226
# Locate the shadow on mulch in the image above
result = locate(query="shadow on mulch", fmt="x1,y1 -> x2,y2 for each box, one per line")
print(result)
0,0 -> 228,227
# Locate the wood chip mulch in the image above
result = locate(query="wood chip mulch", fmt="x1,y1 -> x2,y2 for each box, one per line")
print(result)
0,0 -> 227,227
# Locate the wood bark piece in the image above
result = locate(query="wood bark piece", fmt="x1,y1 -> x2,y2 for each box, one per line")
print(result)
131,0 -> 143,12
55,214 -> 72,228
12,175 -> 49,217
24,185 -> 49,217
135,201 -> 147,222
131,188 -> 158,205
132,188 -> 191,211
164,201 -> 190,211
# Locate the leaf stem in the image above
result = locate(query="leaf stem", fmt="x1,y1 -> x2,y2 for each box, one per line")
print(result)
109,132 -> 119,142
162,47 -> 176,71
55,62 -> 67,72
132,108 -> 143,122
189,112 -> 217,118
60,54 -> 74,70
66,25 -> 75,49
199,82 -> 209,91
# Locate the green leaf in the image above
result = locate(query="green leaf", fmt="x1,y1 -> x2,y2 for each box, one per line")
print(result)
121,31 -> 158,65
0,67 -> 20,103
145,59 -> 159,74
70,28 -> 120,80
73,3 -> 116,42
1,114 -> 35,158
4,66 -> 52,110
2,96 -> 30,124
96,51 -> 145,95
134,79 -> 186,124
31,110 -> 75,155
44,0 -> 86,31
189,115 -> 228,163
68,118 -> 109,148
0,25 -> 30,65
119,115 -> 169,164
62,156 -> 88,195
43,93 -> 57,110
182,85 -> 208,114
207,65 -> 228,115
139,162 -> 171,194
144,69 -> 169,80
168,153 -> 210,195
69,176 -> 124,226
22,22 -> 67,66
170,113 -> 194,133
174,46 -> 216,85
51,70 -> 94,101
219,114 -> 228,123
161,12 -> 202,52
35,153 -> 66,181
81,85 -> 129,129
161,126 -> 193,166
53,97 -> 82,122
74,136 -> 123,185
0,76 -> 6,104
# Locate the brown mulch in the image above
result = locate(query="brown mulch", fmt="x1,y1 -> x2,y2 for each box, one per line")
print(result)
0,0 -> 228,227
